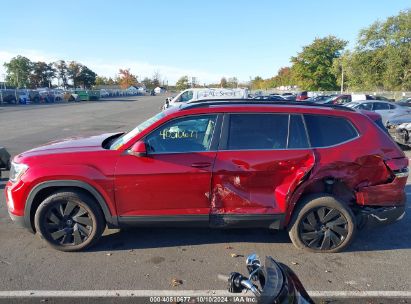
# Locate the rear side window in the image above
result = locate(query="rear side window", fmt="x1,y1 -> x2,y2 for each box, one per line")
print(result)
227,114 -> 288,150
373,102 -> 390,110
304,115 -> 358,147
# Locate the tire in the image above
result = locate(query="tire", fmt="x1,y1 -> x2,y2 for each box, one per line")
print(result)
288,194 -> 356,253
34,191 -> 105,252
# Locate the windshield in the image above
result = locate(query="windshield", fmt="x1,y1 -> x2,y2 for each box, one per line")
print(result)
110,112 -> 165,149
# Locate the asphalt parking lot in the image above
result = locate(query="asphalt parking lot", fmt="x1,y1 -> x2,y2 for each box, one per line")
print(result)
1,95 -> 411,302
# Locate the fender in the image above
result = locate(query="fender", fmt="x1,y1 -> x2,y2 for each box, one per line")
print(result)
24,180 -> 118,232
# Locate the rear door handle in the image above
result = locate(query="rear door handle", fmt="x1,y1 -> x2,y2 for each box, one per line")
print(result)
191,162 -> 211,168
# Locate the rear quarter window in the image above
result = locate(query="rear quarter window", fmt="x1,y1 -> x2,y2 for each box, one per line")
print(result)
304,114 -> 358,147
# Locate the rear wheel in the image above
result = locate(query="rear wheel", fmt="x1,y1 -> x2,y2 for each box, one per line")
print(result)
34,191 -> 105,252
288,194 -> 356,253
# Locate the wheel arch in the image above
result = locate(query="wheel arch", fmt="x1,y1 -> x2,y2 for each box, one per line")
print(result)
24,180 -> 118,232
286,177 -> 356,227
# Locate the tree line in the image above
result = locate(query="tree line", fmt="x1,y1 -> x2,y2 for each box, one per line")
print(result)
3,58 -> 97,89
95,70 -> 163,90
3,57 -> 163,90
252,9 -> 411,92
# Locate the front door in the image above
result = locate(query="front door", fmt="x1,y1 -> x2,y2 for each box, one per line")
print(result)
114,114 -> 221,219
210,113 -> 315,228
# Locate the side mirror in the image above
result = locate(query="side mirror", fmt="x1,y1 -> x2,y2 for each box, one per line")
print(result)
129,140 -> 147,157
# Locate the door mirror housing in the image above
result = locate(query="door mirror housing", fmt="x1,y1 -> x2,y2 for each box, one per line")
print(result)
129,141 -> 147,157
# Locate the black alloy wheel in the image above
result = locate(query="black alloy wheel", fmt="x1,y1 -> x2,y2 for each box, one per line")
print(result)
44,200 -> 93,246
288,194 -> 356,253
35,191 -> 105,251
299,207 -> 348,250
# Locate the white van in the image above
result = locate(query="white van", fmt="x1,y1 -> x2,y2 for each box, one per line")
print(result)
163,88 -> 249,109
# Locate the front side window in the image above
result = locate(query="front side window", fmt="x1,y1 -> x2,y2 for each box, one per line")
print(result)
304,114 -> 358,147
227,114 -> 288,150
145,115 -> 217,153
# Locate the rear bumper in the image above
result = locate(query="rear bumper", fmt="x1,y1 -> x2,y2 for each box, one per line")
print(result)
356,205 -> 405,229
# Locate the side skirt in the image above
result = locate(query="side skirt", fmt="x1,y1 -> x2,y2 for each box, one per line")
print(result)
210,214 -> 284,229
118,215 -> 209,228
118,214 -> 284,229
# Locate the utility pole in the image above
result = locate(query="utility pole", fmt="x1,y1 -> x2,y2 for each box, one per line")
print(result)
341,66 -> 344,94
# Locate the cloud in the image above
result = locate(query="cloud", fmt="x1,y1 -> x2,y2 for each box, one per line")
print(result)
0,49 -> 225,84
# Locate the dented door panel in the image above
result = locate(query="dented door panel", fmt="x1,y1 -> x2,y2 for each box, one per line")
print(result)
210,150 -> 315,215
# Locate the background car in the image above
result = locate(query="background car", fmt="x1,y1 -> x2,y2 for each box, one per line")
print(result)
397,97 -> 411,106
53,90 -> 64,102
0,89 -> 17,104
305,95 -> 332,102
254,95 -> 286,101
17,90 -> 29,104
100,89 -> 110,98
345,100 -> 411,124
296,91 -> 308,101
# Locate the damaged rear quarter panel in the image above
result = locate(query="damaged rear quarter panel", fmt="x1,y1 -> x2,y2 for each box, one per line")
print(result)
285,113 -> 407,224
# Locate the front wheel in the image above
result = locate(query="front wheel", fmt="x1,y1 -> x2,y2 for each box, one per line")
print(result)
288,194 -> 356,253
34,191 -> 105,252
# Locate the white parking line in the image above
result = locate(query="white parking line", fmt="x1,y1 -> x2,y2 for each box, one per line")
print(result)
0,290 -> 410,298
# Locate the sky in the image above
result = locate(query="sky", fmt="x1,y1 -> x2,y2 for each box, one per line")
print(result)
0,0 -> 410,85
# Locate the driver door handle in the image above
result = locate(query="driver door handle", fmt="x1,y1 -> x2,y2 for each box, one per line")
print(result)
191,162 -> 211,168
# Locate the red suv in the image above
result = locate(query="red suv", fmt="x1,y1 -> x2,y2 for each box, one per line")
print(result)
5,100 -> 408,252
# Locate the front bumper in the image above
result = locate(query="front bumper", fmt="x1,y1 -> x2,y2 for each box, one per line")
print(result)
8,211 -> 26,228
356,205 -> 405,229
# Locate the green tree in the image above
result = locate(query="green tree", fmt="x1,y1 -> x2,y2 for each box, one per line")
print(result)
107,77 -> 118,85
67,62 -> 96,88
4,55 -> 32,88
53,60 -> 68,88
176,76 -> 189,90
227,77 -> 238,88
341,9 -> 411,91
67,61 -> 82,88
142,77 -> 152,89
78,66 -> 97,88
290,36 -> 347,90
152,71 -> 161,88
30,62 -> 55,88
95,76 -> 108,86
251,76 -> 264,90
220,77 -> 228,88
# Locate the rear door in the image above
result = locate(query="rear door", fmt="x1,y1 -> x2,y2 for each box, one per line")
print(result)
210,113 -> 315,228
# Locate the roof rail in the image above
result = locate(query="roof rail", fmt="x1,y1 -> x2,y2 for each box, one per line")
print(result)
182,99 -> 355,112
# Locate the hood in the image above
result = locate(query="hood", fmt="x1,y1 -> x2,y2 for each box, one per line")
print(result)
17,133 -> 122,159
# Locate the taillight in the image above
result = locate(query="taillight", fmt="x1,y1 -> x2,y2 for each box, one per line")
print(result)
385,158 -> 409,178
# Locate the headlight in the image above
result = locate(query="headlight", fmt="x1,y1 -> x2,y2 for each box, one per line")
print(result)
9,162 -> 28,183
